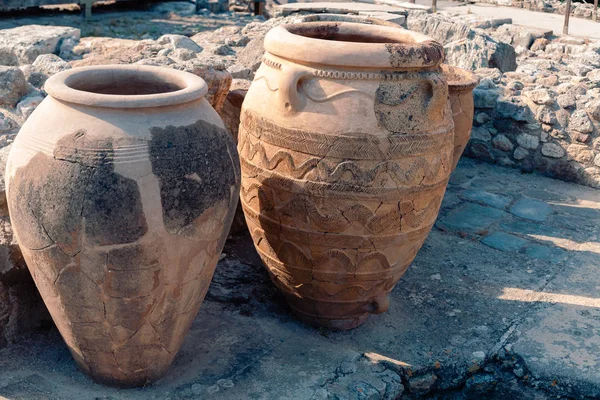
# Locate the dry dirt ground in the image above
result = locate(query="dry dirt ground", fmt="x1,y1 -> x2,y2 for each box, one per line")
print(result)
1,159 -> 599,399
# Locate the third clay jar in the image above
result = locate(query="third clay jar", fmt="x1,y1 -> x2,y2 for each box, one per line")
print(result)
239,22 -> 454,329
442,64 -> 480,171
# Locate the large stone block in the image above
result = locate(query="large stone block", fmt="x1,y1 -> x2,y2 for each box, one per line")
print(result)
408,15 -> 517,72
0,25 -> 80,65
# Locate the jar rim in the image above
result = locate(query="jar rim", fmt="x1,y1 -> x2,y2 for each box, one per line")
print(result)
44,65 -> 208,109
442,64 -> 480,92
264,21 -> 444,69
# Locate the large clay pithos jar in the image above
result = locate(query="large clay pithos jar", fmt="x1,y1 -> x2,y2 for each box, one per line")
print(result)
442,64 -> 479,171
5,65 -> 240,386
239,22 -> 454,330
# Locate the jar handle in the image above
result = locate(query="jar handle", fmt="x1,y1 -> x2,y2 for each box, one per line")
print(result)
277,65 -> 311,113
425,76 -> 451,122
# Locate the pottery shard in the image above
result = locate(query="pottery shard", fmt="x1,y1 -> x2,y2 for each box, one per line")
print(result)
0,25 -> 80,65
541,142 -> 565,158
0,67 -> 28,107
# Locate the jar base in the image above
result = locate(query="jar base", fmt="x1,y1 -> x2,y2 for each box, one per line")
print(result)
289,307 -> 370,331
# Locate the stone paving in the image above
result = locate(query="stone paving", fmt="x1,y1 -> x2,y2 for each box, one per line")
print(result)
0,159 -> 599,399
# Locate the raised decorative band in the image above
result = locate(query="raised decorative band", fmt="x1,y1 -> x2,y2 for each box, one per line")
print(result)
240,109 -> 453,160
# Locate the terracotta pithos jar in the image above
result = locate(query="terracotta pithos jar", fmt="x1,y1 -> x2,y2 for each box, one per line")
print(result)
239,22 -> 454,330
5,65 -> 240,386
442,64 -> 480,171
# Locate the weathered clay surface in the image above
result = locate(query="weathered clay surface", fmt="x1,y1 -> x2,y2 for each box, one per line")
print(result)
239,22 -> 453,330
443,65 -> 479,171
5,65 -> 240,387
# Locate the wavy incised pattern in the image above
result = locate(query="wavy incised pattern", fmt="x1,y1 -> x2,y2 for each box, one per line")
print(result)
240,109 -> 453,160
239,61 -> 453,329
240,133 -> 451,188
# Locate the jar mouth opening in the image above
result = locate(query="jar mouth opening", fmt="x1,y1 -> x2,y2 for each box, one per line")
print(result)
264,22 -> 443,69
285,23 -> 420,44
45,65 -> 208,109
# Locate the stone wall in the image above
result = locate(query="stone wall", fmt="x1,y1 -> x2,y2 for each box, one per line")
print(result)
408,13 -> 600,189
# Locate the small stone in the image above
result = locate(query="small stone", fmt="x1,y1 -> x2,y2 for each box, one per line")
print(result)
473,88 -> 499,109
339,361 -> 357,374
505,81 -> 523,91
569,110 -> 593,133
410,373 -> 437,395
497,156 -> 516,167
0,66 -> 28,107
540,131 -> 549,142
581,167 -> 600,189
468,142 -> 494,162
169,48 -> 197,61
588,69 -> 600,83
594,154 -> 600,167
541,143 -> 565,158
217,379 -> 234,388
530,37 -> 548,52
588,101 -> 600,121
555,109 -> 570,128
536,105 -> 557,124
157,34 -> 203,53
513,147 -> 529,160
472,351 -> 486,360
568,63 -> 592,77
509,198 -> 553,222
471,126 -> 491,142
474,112 -> 490,126
211,44 -> 235,56
527,89 -> 554,105
516,133 -> 539,150
497,99 -> 531,121
156,48 -> 172,57
0,113 -> 15,133
492,134 -> 514,152
571,131 -> 590,143
576,51 -> 600,68
536,74 -> 558,87
567,143 -> 594,164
